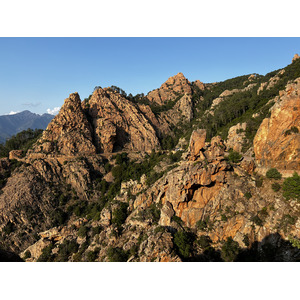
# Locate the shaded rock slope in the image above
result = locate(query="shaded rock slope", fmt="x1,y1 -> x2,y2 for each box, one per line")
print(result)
0,55 -> 300,262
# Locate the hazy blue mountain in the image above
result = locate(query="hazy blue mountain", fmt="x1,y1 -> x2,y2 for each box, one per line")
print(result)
0,110 -> 54,144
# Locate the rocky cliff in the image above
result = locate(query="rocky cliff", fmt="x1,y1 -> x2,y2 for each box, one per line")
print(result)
147,72 -> 197,105
1,56 -> 300,262
254,78 -> 300,176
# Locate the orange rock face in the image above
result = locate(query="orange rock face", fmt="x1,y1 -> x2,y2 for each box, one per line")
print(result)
88,88 -> 160,153
147,73 -> 192,105
254,78 -> 300,175
31,93 -> 96,156
187,129 -> 206,160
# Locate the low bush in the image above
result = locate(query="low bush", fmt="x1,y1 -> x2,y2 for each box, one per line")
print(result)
173,230 -> 195,259
197,235 -> 212,250
221,237 -> 240,262
282,172 -> 300,201
266,168 -> 282,180
227,150 -> 242,163
107,247 -> 129,262
271,182 -> 281,192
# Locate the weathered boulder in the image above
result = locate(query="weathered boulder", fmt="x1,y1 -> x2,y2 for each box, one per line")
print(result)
187,129 -> 206,160
9,150 -> 23,160
225,122 -> 247,153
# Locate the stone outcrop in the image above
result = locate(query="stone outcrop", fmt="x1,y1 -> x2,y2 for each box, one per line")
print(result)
254,77 -> 300,176
147,73 -> 192,105
88,88 -> 160,153
9,150 -> 23,160
292,54 -> 300,63
30,93 -> 96,156
187,129 -> 206,160
225,122 -> 247,153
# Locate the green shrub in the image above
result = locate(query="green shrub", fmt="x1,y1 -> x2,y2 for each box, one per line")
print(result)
23,250 -> 31,259
221,214 -> 228,221
171,215 -> 183,225
250,215 -> 263,226
271,182 -> 281,192
255,176 -> 264,187
87,250 -> 98,262
243,234 -> 250,247
221,237 -> 240,262
285,126 -> 299,136
78,225 -> 89,238
50,208 -> 68,227
197,235 -> 212,250
196,219 -> 207,231
244,192 -> 252,199
56,239 -> 79,261
266,168 -> 282,180
37,244 -> 55,262
107,247 -> 129,262
111,202 -> 129,228
2,221 -> 14,235
282,172 -> 300,201
173,230 -> 195,259
227,150 -> 242,163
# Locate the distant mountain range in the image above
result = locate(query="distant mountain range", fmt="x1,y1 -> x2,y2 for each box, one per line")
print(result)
0,110 -> 54,144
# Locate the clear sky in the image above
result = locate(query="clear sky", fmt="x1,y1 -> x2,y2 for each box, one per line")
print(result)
0,37 -> 300,116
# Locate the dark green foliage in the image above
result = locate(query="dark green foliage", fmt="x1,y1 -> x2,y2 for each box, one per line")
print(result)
285,126 -> 299,136
0,128 -> 43,158
91,226 -> 102,237
77,225 -> 89,238
171,215 -> 183,225
251,208 -> 269,227
107,246 -> 129,262
114,152 -> 128,165
221,237 -> 240,262
255,175 -> 264,187
227,150 -> 242,163
2,221 -> 14,235
111,202 -> 129,228
173,230 -> 195,259
56,239 -> 79,262
197,235 -> 212,250
281,214 -> 296,226
221,214 -> 228,221
161,135 -> 176,150
196,219 -> 208,231
37,244 -> 55,262
244,192 -> 252,199
271,182 -> 281,192
148,203 -> 161,223
266,168 -> 282,180
23,250 -> 31,259
50,208 -> 68,227
108,151 -> 168,202
86,248 -> 100,262
243,234 -> 250,247
250,215 -> 263,227
168,150 -> 183,163
282,172 -> 300,201
196,216 -> 213,231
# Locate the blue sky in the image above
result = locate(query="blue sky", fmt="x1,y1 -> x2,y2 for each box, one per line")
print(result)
0,37 -> 300,116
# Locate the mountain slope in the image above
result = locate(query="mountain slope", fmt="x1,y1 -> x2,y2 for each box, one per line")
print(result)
0,55 -> 300,262
0,110 -> 54,144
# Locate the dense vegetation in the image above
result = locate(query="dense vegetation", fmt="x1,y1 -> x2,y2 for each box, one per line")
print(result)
0,128 -> 43,158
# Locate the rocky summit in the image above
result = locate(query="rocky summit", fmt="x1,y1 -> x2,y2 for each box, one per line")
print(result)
0,55 -> 300,262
